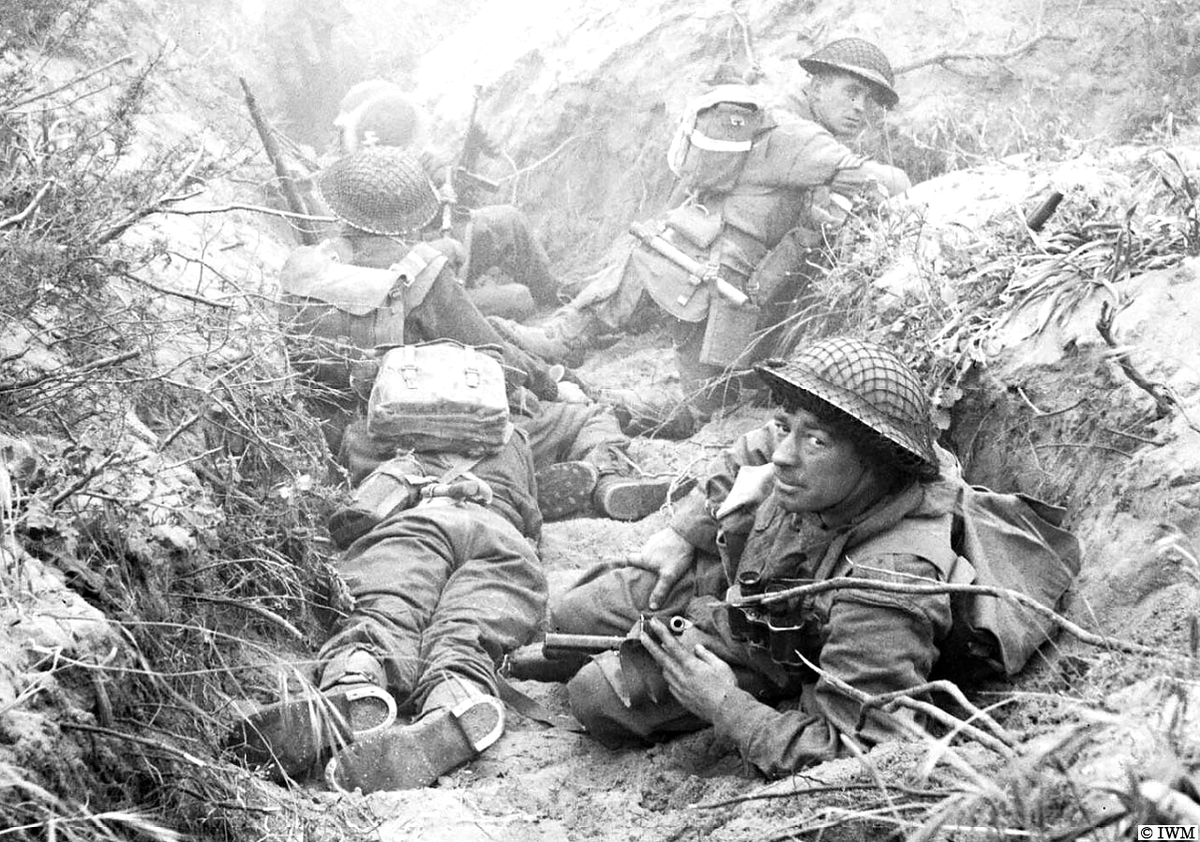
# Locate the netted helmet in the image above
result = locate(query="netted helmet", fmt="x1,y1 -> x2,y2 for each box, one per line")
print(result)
316,147 -> 440,236
755,336 -> 936,474
799,38 -> 899,108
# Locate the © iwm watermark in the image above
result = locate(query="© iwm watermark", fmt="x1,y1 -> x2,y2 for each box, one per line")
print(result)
1138,827 -> 1199,840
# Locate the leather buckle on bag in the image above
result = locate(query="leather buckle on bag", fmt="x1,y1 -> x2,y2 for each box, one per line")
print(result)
400,345 -> 418,388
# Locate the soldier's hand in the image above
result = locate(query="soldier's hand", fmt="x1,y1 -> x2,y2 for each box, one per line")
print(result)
624,527 -> 695,612
639,618 -> 735,722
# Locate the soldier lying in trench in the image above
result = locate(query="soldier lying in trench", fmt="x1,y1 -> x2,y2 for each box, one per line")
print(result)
228,345 -> 547,792
544,337 -> 1081,775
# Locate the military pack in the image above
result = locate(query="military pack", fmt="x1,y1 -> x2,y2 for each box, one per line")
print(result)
367,341 -> 511,456
666,84 -> 768,197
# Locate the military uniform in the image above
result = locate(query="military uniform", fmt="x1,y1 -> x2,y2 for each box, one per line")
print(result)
554,420 -> 960,774
319,430 -> 547,714
494,40 -> 911,437
549,338 -> 965,776
334,81 -> 561,314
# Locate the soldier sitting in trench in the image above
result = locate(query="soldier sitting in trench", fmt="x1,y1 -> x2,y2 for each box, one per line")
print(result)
492,38 -> 912,439
329,78 -> 561,322
285,144 -> 681,525
545,337 -> 1080,775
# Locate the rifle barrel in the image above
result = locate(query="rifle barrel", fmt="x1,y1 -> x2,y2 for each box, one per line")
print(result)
542,632 -> 626,654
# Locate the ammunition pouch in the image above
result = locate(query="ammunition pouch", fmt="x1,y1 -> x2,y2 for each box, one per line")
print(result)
327,454 -> 424,549
749,226 -> 824,309
664,203 -> 723,249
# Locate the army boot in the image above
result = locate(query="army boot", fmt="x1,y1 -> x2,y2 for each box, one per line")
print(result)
325,677 -> 504,793
535,460 -> 602,521
489,305 -> 604,367
585,444 -> 696,522
227,648 -> 396,782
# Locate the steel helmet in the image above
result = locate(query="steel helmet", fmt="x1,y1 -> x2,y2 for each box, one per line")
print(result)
799,38 -> 899,108
755,336 -> 937,473
334,80 -> 423,151
316,147 -> 440,236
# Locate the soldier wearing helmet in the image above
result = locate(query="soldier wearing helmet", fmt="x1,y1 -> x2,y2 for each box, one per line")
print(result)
491,38 -> 911,438
330,79 -> 562,319
286,146 -> 679,523
546,337 -> 967,773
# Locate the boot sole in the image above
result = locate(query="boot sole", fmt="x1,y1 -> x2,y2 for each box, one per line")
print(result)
536,461 -> 600,521
595,476 -> 697,522
325,695 -> 505,793
228,684 -> 396,780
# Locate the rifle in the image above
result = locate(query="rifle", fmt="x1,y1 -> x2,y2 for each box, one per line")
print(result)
441,85 -> 500,234
629,220 -> 751,309
503,616 -> 693,682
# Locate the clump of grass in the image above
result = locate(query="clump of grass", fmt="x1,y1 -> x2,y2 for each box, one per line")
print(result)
1,3 -> 355,838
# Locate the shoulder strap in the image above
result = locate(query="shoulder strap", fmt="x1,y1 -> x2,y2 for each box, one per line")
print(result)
390,242 -> 450,310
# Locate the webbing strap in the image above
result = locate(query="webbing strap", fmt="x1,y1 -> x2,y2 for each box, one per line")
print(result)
494,675 -> 585,731
686,129 -> 754,152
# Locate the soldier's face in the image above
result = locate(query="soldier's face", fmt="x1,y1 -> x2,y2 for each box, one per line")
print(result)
808,72 -> 873,137
770,408 -> 870,517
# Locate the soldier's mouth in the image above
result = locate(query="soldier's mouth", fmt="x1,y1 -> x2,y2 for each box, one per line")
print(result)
774,475 -> 806,493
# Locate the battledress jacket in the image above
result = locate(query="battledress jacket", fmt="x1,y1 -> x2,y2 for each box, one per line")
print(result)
689,94 -> 909,278
669,421 -> 959,777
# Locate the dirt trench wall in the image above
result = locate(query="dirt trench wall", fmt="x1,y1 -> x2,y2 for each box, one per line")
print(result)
946,262 -> 1200,646
395,0 -> 1194,279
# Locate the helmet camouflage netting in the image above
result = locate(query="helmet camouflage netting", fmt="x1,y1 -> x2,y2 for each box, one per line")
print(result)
755,336 -> 937,473
799,37 -> 899,108
316,147 -> 440,236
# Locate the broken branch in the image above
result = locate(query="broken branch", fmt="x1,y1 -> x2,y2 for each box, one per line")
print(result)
895,33 -> 1074,74
0,349 -> 142,394
1096,301 -> 1177,419
736,578 -> 1165,657
8,54 -> 137,110
0,181 -> 54,229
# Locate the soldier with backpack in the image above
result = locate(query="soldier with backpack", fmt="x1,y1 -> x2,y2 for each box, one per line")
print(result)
282,144 -> 679,524
492,38 -> 912,438
331,79 -> 562,320
546,337 -> 1081,774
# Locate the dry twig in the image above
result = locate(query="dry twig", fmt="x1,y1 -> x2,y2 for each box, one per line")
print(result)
737,578 -> 1165,657
894,33 -> 1075,74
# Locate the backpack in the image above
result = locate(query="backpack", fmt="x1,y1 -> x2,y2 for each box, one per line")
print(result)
277,242 -> 448,389
366,340 -> 511,456
855,484 -> 1083,679
666,84 -> 768,196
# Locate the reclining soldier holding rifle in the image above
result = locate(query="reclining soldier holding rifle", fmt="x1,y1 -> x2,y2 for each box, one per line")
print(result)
533,337 -> 1081,776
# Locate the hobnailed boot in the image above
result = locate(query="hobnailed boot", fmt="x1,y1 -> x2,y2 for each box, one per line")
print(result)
325,677 -> 504,793
489,306 -> 603,367
535,460 -> 601,521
